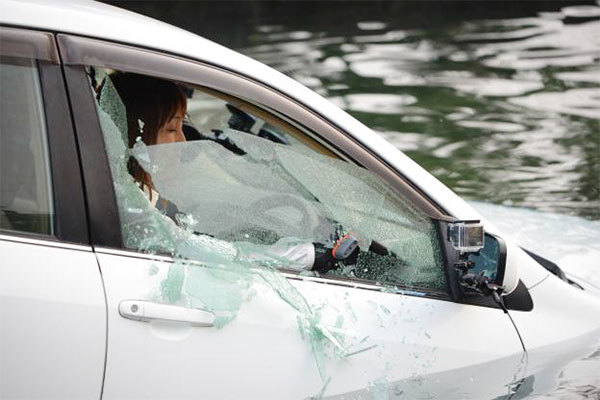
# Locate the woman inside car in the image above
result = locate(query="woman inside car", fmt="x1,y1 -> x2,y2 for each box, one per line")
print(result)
108,72 -> 358,273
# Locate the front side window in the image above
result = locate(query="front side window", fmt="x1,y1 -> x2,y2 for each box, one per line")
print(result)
89,67 -> 445,292
0,55 -> 53,235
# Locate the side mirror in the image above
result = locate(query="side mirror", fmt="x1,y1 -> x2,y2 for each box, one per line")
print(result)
438,221 -> 509,301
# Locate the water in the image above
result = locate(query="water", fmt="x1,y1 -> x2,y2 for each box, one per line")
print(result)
232,5 -> 600,221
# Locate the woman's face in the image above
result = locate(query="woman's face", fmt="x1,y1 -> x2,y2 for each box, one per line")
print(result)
155,109 -> 185,145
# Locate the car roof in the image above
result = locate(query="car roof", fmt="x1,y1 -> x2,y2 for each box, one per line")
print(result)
0,0 -> 478,220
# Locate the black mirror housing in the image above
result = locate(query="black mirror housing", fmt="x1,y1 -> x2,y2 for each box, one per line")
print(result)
437,220 -> 507,301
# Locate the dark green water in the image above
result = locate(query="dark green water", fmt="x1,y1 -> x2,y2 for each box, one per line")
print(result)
110,1 -> 600,220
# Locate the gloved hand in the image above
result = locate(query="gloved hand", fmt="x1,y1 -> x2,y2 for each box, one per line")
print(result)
312,233 -> 360,273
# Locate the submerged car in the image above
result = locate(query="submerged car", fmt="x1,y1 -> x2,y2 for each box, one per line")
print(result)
1,1 -> 599,399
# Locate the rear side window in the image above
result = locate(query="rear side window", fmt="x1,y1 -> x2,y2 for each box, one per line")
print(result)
0,55 -> 53,235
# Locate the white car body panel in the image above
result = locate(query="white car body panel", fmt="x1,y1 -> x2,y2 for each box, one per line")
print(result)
97,251 -> 523,399
513,273 -> 600,349
0,236 -> 106,399
504,240 -> 548,289
510,273 -> 600,395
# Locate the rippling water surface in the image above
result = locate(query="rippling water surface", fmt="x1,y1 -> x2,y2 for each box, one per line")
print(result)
233,5 -> 600,220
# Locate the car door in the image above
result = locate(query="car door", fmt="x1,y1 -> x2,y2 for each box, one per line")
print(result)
0,28 -> 106,399
59,34 -> 527,400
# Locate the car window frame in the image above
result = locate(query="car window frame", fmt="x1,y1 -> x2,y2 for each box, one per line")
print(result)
0,26 -> 89,245
57,33 -> 453,299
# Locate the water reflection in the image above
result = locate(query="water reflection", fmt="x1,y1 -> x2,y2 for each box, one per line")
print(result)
329,93 -> 417,114
239,5 -> 600,220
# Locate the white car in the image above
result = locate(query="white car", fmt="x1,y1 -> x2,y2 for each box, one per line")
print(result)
1,1 -> 598,399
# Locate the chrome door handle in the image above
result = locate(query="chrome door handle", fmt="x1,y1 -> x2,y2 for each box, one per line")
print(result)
118,300 -> 215,327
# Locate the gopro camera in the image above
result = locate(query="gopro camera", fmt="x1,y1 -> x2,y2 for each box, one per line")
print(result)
447,221 -> 485,253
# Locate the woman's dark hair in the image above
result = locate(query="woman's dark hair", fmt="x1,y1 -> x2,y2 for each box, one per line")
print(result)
110,72 -> 187,192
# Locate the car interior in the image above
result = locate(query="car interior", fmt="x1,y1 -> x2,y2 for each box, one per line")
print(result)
0,55 -> 53,235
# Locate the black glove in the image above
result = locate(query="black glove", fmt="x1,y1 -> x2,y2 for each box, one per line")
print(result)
312,234 -> 360,273
312,242 -> 336,273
